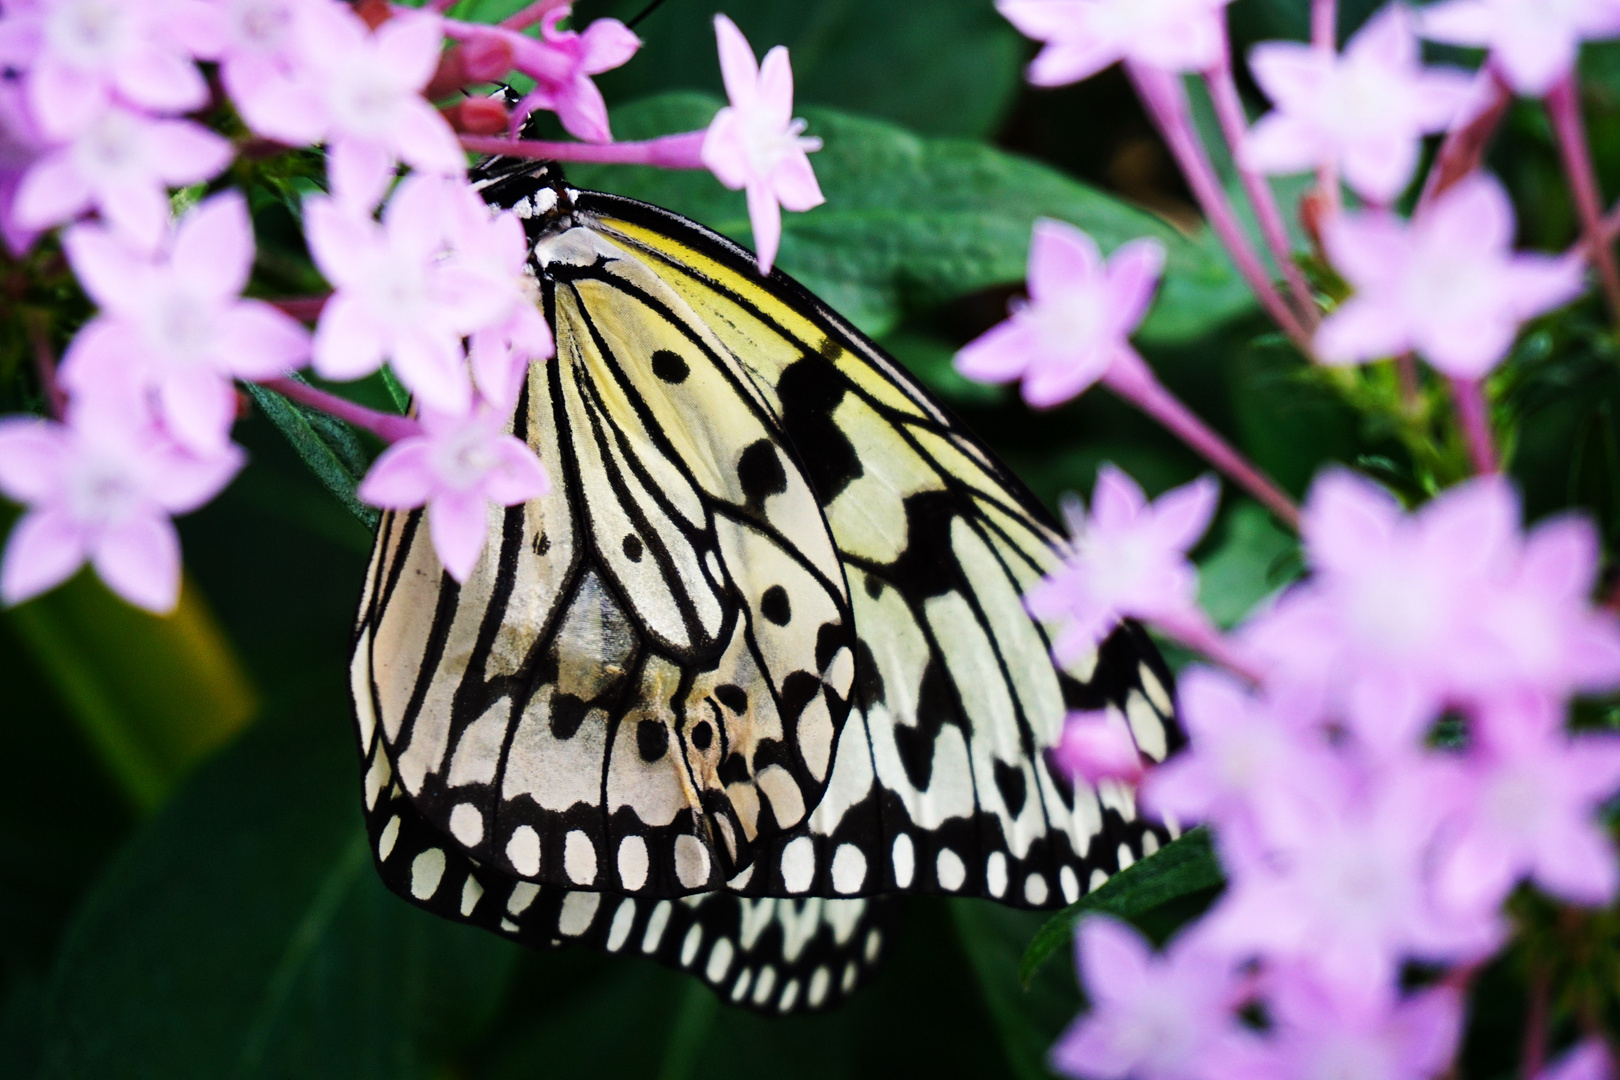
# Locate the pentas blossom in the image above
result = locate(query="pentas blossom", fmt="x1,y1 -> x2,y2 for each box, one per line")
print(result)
358,402 -> 549,582
0,0 -> 214,138
59,193 -> 310,452
11,103 -> 231,250
195,0 -> 326,141
1421,0 -> 1620,97
0,398 -> 241,612
1051,710 -> 1145,785
1026,466 -> 1217,662
1242,4 -> 1473,203
1539,1041 -> 1616,1080
1261,973 -> 1464,1080
292,4 -> 464,210
996,0 -> 1237,86
0,77 -> 41,255
1051,917 -> 1260,1080
501,8 -> 640,144
955,220 -> 1165,408
306,177 -> 512,413
1316,174 -> 1586,377
701,14 -> 823,275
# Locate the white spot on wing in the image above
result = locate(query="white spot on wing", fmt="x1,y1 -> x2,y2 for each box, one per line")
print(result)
618,835 -> 649,890
410,849 -> 445,899
891,833 -> 915,888
680,924 -> 703,966
675,834 -> 710,888
461,875 -> 483,916
781,836 -> 815,893
831,844 -> 867,894
1126,689 -> 1168,762
506,825 -> 541,877
558,890 -> 601,935
706,937 -> 735,983
778,979 -> 800,1013
606,899 -> 636,951
936,848 -> 966,891
808,966 -> 830,1008
1024,872 -> 1049,906
507,881 -> 539,915
565,830 -> 598,885
1060,865 -> 1080,903
378,816 -> 400,861
752,965 -> 777,1006
985,851 -> 1008,898
642,900 -> 672,952
450,803 -> 484,847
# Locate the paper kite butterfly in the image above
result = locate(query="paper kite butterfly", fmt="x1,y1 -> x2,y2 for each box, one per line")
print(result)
347,147 -> 1183,1015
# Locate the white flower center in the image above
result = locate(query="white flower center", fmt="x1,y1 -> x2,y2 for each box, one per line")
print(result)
363,261 -> 430,320
1341,555 -> 1450,658
148,291 -> 219,366
79,111 -> 142,172
433,424 -> 498,490
47,0 -> 134,69
328,62 -> 400,137
231,0 -> 294,55
67,452 -> 140,525
742,115 -> 808,180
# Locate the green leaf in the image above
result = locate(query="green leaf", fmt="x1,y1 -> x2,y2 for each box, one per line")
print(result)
1197,503 -> 1299,627
951,901 -> 1082,1080
36,693 -> 517,1080
565,93 -> 1256,343
244,381 -> 378,530
1017,828 -> 1224,986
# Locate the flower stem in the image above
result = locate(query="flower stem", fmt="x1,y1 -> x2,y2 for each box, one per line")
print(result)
1155,612 -> 1268,685
1105,349 -> 1301,530
1395,352 -> 1420,412
1311,0 -> 1341,220
258,377 -> 422,444
1450,376 -> 1498,474
1418,69 -> 1512,210
24,313 -> 64,420
1203,61 -> 1318,329
267,295 -> 330,322
1522,964 -> 1549,1080
500,0 -> 571,31
1547,73 -> 1620,332
1125,62 -> 1315,356
458,131 -> 708,168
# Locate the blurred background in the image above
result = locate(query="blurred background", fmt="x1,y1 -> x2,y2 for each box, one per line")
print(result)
5,0 -> 1617,1076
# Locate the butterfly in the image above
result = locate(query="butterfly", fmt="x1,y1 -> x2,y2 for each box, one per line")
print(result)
347,150 -> 1183,1015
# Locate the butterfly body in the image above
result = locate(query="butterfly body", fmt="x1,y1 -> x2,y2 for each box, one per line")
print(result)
350,162 -> 1180,1013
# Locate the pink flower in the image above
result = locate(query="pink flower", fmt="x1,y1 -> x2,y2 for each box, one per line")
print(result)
295,4 -> 464,209
0,398 -> 241,612
1051,917 -> 1261,1080
197,0 -> 326,144
1052,710 -> 1146,785
0,0 -> 215,138
996,0 -> 1237,86
502,8 -> 640,144
1315,174 -> 1585,377
306,177 -> 508,413
1208,764 -> 1500,995
700,14 -> 823,275
1025,465 -> 1218,662
1421,0 -> 1620,98
0,76 -> 44,255
1142,667 -> 1341,856
955,220 -> 1165,408
57,192 -> 309,453
11,103 -> 232,250
1241,4 -> 1473,203
1434,694 -> 1620,913
1241,471 -> 1511,752
1537,1040 -> 1616,1080
357,402 -> 549,582
1261,971 -> 1464,1080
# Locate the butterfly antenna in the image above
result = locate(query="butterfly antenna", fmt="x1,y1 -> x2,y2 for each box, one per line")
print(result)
626,0 -> 671,29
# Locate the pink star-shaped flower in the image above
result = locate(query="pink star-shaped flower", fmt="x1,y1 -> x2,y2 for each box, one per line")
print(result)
1241,4 -> 1473,203
996,0 -> 1237,86
504,8 -> 641,145
1421,0 -> 1620,97
0,396 -> 241,612
194,0 -> 326,145
358,401 -> 550,582
700,14 -> 823,275
1315,174 -> 1585,377
1051,710 -> 1146,785
1025,465 -> 1218,661
1260,969 -> 1464,1080
11,103 -> 232,250
955,219 -> 1165,408
0,77 -> 44,256
1052,917 -> 1261,1080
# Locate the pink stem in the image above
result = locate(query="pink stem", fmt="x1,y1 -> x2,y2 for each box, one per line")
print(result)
1203,61 -> 1318,329
500,0 -> 571,31
1450,376 -> 1498,474
1311,0 -> 1342,219
1547,73 -> 1620,330
459,131 -> 708,168
1521,965 -> 1549,1080
25,315 -> 66,420
1155,612 -> 1268,685
1105,349 -> 1301,530
1125,62 -> 1315,356
1417,69 -> 1512,211
258,378 -> 422,444
1395,353 -> 1420,411
268,295 -> 330,322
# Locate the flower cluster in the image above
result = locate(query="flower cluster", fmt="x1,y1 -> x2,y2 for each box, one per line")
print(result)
0,0 -> 824,611
970,1 -> 1620,1077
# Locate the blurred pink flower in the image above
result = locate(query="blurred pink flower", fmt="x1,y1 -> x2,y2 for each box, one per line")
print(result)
1435,693 -> 1620,913
504,8 -> 640,144
0,77 -> 43,255
1421,0 -> 1620,97
996,0 -> 1237,86
1208,763 -> 1500,995
1243,471 -> 1517,753
11,104 -> 231,250
1051,917 -> 1259,1080
1315,174 -> 1585,377
0,399 -> 241,612
955,220 -> 1164,408
58,192 -> 310,453
1261,971 -> 1464,1080
198,0 -> 326,144
358,402 -> 549,582
1026,465 -> 1218,662
295,4 -> 464,209
0,0 -> 215,138
1537,1040 -> 1616,1080
1052,710 -> 1145,785
306,177 -> 507,413
1242,4 -> 1473,203
700,14 -> 823,275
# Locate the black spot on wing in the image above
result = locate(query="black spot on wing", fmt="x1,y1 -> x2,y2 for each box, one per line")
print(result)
760,585 -> 791,626
550,693 -> 589,739
622,533 -> 644,562
993,759 -> 1027,817
892,659 -> 956,790
715,684 -> 748,712
776,359 -> 862,504
651,348 -> 689,383
638,719 -> 669,761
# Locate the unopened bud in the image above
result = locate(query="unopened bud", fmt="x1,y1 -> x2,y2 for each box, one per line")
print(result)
442,98 -> 512,136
